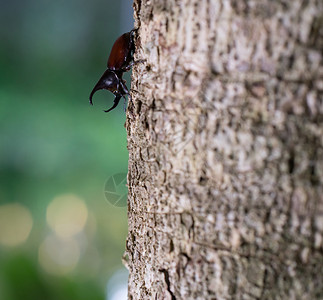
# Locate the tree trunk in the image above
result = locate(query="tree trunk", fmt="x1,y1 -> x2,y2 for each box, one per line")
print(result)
124,0 -> 323,299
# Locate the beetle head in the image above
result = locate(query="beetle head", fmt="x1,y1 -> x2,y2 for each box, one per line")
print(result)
89,70 -> 119,105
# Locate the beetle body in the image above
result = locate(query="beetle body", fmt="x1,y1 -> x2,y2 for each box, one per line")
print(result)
107,31 -> 134,73
90,29 -> 136,112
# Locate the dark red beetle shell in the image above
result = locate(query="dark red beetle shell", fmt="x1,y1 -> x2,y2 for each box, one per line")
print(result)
107,31 -> 134,71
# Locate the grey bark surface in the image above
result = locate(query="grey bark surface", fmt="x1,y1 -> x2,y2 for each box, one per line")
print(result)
124,0 -> 323,299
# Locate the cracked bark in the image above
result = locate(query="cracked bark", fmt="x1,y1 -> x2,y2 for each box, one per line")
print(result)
124,0 -> 323,299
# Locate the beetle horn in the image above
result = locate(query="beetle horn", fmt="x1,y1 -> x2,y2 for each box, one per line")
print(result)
89,69 -> 115,105
89,78 -> 105,105
104,95 -> 121,113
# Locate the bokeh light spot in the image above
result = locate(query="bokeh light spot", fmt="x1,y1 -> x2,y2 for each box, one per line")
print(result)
107,268 -> 128,300
46,194 -> 88,238
0,203 -> 33,247
38,235 -> 80,275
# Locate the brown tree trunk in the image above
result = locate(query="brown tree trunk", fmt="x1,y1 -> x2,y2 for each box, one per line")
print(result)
124,0 -> 323,299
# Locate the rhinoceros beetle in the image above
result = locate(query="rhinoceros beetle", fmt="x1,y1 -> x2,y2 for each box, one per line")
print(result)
89,29 -> 137,112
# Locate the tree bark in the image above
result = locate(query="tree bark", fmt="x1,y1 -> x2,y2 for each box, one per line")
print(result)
124,0 -> 323,299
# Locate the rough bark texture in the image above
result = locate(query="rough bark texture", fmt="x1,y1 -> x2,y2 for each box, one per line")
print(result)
124,0 -> 323,299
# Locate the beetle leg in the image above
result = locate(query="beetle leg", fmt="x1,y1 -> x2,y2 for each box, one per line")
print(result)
121,59 -> 146,72
122,95 -> 128,112
133,59 -> 146,65
104,95 -> 121,113
119,80 -> 130,99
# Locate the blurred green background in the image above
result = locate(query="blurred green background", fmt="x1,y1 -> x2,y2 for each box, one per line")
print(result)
0,0 -> 133,299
